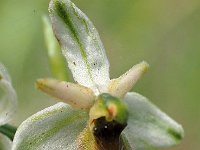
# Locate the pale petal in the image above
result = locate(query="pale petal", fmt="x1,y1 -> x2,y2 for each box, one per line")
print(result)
12,102 -> 88,150
0,133 -> 12,150
108,61 -> 149,98
36,78 -> 95,111
0,64 -> 17,126
49,0 -> 110,94
121,92 -> 184,150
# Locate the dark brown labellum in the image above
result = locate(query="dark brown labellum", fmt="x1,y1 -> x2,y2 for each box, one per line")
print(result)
93,117 -> 127,150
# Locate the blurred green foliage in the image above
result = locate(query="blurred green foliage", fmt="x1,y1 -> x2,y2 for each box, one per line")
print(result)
0,0 -> 199,149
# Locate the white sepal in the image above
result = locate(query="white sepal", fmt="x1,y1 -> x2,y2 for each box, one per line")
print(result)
49,0 -> 110,94
12,102 -> 88,150
122,92 -> 184,149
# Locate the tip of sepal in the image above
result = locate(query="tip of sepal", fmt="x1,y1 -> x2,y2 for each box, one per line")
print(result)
36,78 -> 95,111
167,124 -> 184,143
48,0 -> 70,15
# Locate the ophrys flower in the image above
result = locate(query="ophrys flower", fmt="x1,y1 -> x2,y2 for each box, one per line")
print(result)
11,0 -> 184,150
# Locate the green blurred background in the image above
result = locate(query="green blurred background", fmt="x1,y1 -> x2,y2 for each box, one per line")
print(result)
0,0 -> 199,149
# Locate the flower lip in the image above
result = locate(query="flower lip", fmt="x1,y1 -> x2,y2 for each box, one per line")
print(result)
92,116 -> 127,146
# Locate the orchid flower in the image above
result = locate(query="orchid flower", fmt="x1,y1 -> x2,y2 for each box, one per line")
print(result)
11,0 -> 183,149
0,64 -> 17,150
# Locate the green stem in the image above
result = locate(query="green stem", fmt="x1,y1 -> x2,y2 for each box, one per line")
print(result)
0,124 -> 17,141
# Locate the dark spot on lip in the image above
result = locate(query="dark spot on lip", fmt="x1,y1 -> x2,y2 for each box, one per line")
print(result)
73,61 -> 76,66
92,117 -> 127,149
93,117 -> 127,139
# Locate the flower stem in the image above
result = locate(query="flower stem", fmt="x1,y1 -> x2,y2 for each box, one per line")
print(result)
0,124 -> 17,140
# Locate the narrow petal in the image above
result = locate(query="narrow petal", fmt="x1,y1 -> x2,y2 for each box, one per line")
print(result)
0,64 -> 17,126
0,133 -> 12,150
43,15 -> 69,81
49,0 -> 110,94
36,78 -> 95,111
121,92 -> 184,149
108,61 -> 149,98
12,103 -> 88,150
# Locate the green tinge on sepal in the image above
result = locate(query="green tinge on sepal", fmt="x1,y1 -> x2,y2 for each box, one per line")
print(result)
122,92 -> 184,150
43,16 -> 69,81
49,0 -> 110,94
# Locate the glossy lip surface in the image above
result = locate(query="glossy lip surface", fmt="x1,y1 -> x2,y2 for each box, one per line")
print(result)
92,117 -> 127,150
